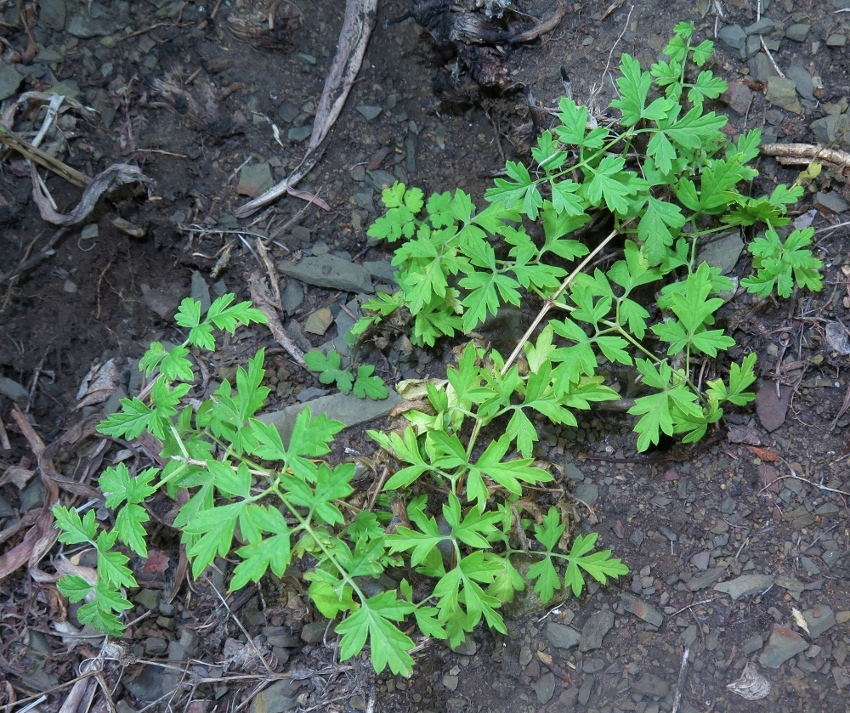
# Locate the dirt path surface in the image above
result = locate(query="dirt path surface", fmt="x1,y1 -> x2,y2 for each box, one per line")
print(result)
2,1 -> 850,712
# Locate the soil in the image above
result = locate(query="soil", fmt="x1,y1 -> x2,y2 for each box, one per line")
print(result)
2,0 -> 850,712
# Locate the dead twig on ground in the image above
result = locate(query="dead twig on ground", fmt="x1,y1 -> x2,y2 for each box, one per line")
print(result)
248,272 -> 308,369
0,125 -> 91,187
235,0 -> 377,217
761,142 -> 850,170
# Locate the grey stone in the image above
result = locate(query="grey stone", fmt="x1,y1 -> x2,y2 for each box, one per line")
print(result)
802,605 -> 836,639
775,575 -> 805,594
714,574 -> 774,600
786,65 -> 815,101
277,101 -> 299,123
579,610 -> 614,651
765,77 -> 802,114
300,620 -> 329,644
134,589 -> 161,610
123,665 -> 165,701
357,104 -> 382,121
686,567 -> 726,591
442,673 -> 459,691
35,47 -> 64,62
38,0 -> 66,30
812,111 -> 850,145
630,671 -> 669,698
574,481 -> 599,506
296,387 -> 329,402
144,637 -> 168,655
237,162 -> 273,197
277,254 -> 373,293
698,231 -> 744,276
190,271 -> 211,313
287,125 -> 312,142
0,376 -> 28,401
743,634 -> 764,655
759,624 -> 808,668
533,672 -> 556,703
827,34 -> 847,48
66,13 -> 115,37
689,551 -> 710,570
814,191 -> 850,214
259,389 -> 403,445
166,641 -> 185,661
366,169 -> 397,191
785,23 -> 810,42
545,622 -> 581,649
48,79 -> 82,99
745,18 -> 775,35
0,64 -> 22,101
19,478 -> 46,513
620,594 -> 663,627
718,24 -> 746,55
0,497 -> 13,518
748,53 -> 779,83
577,675 -> 595,705
451,637 -> 478,655
249,679 -> 301,713
280,279 -> 304,314
681,625 -> 697,647
363,260 -> 397,284
582,657 -> 605,673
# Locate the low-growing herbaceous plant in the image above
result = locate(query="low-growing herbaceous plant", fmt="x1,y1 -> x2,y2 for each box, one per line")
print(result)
54,23 -> 822,676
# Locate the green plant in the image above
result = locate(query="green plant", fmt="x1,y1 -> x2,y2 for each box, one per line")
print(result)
304,348 -> 388,399
356,21 -> 822,451
53,294 -> 626,677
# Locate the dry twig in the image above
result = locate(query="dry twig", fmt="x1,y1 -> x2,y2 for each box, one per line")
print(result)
761,142 -> 850,170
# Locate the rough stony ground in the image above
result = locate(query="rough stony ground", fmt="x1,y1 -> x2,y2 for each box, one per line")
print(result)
1,0 -> 850,712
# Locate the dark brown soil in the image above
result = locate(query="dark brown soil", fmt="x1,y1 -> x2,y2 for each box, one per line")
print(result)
2,1 -> 850,712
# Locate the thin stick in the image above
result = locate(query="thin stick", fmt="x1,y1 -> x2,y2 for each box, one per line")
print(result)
671,646 -> 690,713
502,228 -> 619,374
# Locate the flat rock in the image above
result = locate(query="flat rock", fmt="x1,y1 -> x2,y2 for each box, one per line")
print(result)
718,24 -> 746,55
721,81 -> 753,115
277,255 -> 373,293
786,65 -> 815,101
686,566 -> 726,591
66,12 -> 116,37
280,279 -> 304,314
620,594 -> 663,627
237,162 -> 273,197
357,104 -> 382,121
699,229 -> 744,275
756,382 -> 791,432
714,574 -> 774,600
249,679 -> 301,713
304,307 -> 333,335
810,114 -> 850,147
803,605 -> 836,639
0,64 -> 23,101
579,610 -> 614,652
0,376 -> 28,401
545,622 -> 581,649
533,672 -> 556,704
259,389 -> 402,445
38,0 -> 66,30
814,191 -> 850,214
765,77 -> 802,114
630,671 -> 669,698
759,624 -> 808,668
785,23 -> 810,42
